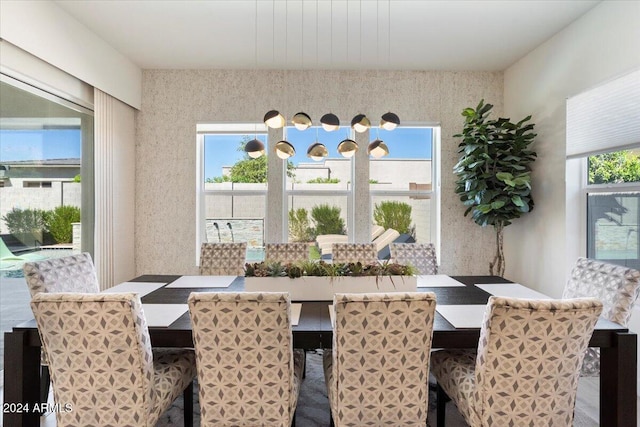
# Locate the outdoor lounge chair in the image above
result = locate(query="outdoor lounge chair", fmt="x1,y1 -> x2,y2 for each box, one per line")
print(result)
0,238 -> 46,270
317,225 -> 385,256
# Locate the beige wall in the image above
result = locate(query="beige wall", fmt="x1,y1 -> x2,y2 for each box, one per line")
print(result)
136,69 -> 502,275
503,0 -> 640,297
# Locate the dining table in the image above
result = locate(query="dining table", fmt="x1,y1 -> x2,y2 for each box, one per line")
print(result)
3,274 -> 636,426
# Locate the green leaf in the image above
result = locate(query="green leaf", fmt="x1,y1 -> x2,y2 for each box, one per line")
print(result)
491,200 -> 506,210
512,195 -> 524,207
496,172 -> 513,182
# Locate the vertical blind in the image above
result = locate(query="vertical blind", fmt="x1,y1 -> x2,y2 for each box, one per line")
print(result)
566,68 -> 640,158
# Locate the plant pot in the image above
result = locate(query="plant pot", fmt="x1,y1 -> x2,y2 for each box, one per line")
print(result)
244,275 -> 417,301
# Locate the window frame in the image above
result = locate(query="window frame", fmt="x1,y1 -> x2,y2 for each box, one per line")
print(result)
196,122 -> 441,264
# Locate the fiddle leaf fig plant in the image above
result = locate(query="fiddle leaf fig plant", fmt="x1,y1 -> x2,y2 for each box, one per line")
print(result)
453,100 -> 537,277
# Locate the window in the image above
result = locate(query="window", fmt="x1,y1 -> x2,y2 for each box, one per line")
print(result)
198,123 -> 440,263
370,127 -> 438,246
197,124 -> 268,262
0,75 -> 93,256
585,149 -> 640,269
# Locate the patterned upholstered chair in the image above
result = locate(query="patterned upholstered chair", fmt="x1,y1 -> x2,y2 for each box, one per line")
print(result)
331,243 -> 378,264
563,257 -> 640,376
431,296 -> 603,427
30,292 -> 196,427
23,252 -> 100,407
265,243 -> 310,263
188,292 -> 304,427
323,292 -> 437,426
390,242 -> 438,274
23,252 -> 100,296
199,242 -> 247,275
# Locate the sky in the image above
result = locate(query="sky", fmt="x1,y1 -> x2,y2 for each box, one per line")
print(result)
204,126 -> 432,181
0,129 -> 81,162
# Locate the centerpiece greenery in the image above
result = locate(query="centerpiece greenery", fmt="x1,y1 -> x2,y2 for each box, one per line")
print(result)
453,100 -> 537,277
245,260 -> 415,279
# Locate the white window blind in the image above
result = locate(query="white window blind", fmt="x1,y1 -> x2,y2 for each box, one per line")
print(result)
566,69 -> 640,158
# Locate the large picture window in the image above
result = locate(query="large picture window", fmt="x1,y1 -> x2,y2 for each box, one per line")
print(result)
197,123 -> 440,263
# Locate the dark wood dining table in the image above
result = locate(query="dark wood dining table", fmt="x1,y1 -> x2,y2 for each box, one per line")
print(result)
4,275 -> 637,426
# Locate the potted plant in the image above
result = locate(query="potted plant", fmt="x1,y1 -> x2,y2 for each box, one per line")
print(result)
244,260 -> 417,300
453,100 -> 537,277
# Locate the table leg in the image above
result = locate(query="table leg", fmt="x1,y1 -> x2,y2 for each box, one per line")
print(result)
3,330 -> 40,427
600,332 -> 637,426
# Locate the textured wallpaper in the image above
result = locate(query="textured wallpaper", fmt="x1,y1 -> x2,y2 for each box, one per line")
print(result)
136,69 -> 503,275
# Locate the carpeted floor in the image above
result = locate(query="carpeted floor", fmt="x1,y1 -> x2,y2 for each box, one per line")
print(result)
158,349 -> 599,427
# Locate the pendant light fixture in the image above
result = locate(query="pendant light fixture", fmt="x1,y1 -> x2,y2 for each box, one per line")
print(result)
380,112 -> 400,131
337,138 -> 358,158
368,139 -> 389,158
307,142 -> 328,161
351,114 -> 371,133
320,113 -> 340,132
292,112 -> 312,130
264,110 -> 285,129
245,138 -> 266,158
275,140 -> 296,159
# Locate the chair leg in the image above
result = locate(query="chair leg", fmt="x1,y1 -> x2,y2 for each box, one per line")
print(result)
40,365 -> 51,413
183,381 -> 194,427
436,383 -> 449,427
302,350 -> 307,379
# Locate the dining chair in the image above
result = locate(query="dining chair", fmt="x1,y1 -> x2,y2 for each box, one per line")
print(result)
331,243 -> 378,264
390,242 -> 438,274
431,296 -> 603,427
22,252 -> 100,408
30,292 -> 196,427
188,292 -> 304,427
323,292 -> 437,426
199,242 -> 247,275
562,257 -> 640,376
265,242 -> 310,263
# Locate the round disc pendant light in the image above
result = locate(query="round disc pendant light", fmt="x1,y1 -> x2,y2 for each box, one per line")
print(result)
351,114 -> 371,133
292,112 -> 312,131
320,113 -> 340,132
368,139 -> 389,158
245,138 -> 265,158
380,112 -> 400,131
307,142 -> 328,161
263,110 -> 285,129
275,140 -> 296,159
337,139 -> 358,158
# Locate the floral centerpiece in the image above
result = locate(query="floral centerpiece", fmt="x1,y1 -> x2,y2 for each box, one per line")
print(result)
244,260 -> 417,300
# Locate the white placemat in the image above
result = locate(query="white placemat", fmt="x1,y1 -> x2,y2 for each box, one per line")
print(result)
165,275 -> 236,288
142,304 -> 188,327
417,274 -> 466,288
291,303 -> 301,326
436,305 -> 487,329
102,281 -> 166,297
475,283 -> 551,300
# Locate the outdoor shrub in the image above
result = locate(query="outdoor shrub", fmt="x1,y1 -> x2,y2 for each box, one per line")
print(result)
45,205 -> 80,243
288,208 -> 314,242
306,177 -> 340,184
2,207 -> 47,234
311,204 -> 345,236
373,201 -> 414,236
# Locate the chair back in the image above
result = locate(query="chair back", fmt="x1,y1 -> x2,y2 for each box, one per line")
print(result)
331,243 -> 377,264
265,242 -> 309,263
390,242 -> 438,274
30,292 -> 156,426
23,252 -> 99,296
563,257 -> 640,326
199,242 -> 247,275
473,296 -> 602,426
188,292 -> 297,426
329,292 -> 436,425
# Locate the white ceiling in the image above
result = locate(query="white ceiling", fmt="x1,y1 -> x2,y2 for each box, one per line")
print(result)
55,0 -> 600,71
